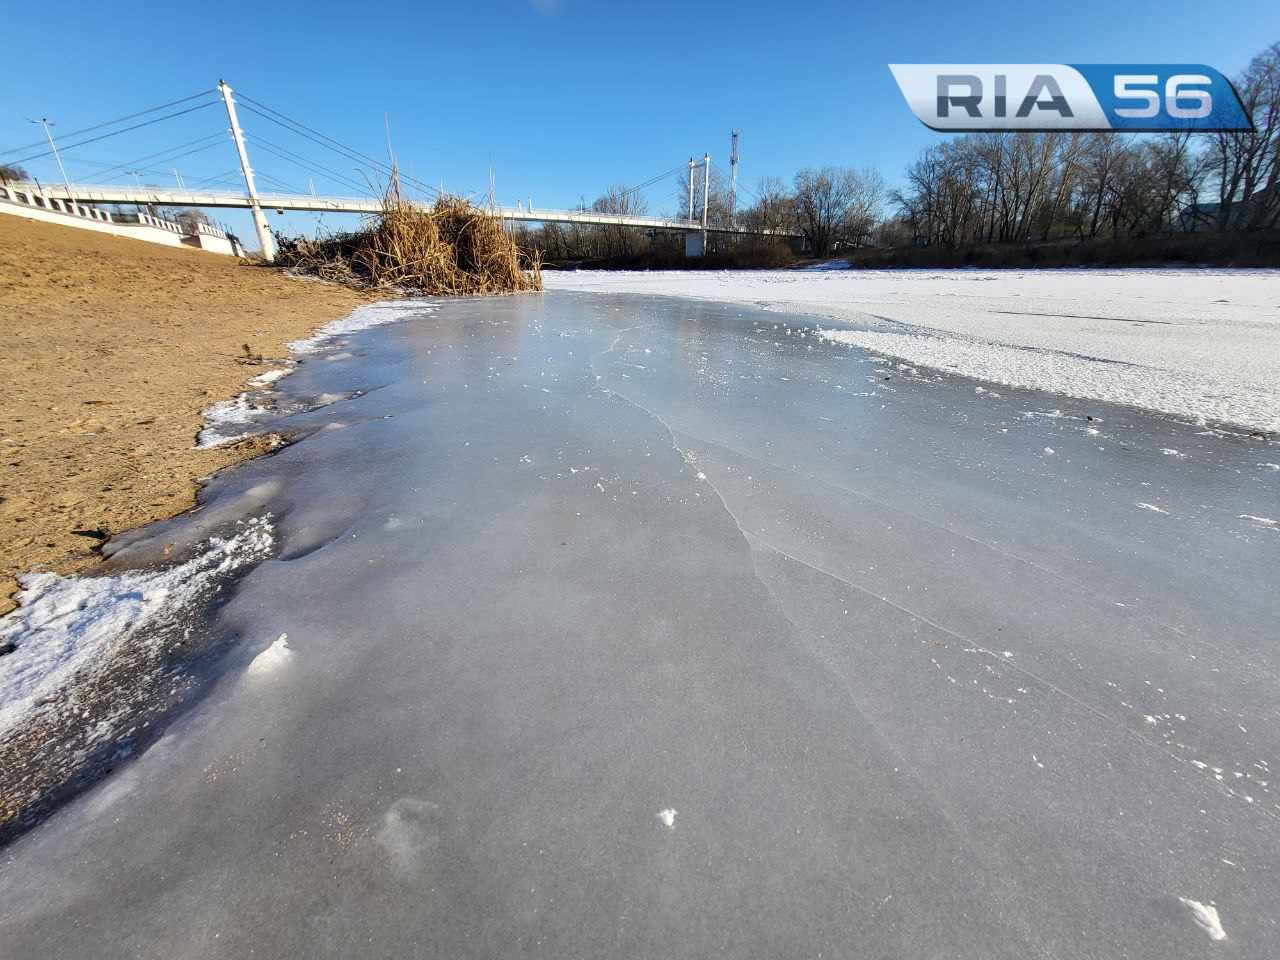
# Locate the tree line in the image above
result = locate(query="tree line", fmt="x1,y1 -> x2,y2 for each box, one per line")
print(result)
530,40 -> 1279,264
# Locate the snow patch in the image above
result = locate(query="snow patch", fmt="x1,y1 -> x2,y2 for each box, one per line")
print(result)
247,367 -> 291,388
288,299 -> 433,354
1179,898 -> 1227,941
196,392 -> 274,448
247,633 -> 292,676
0,517 -> 275,735
1240,514 -> 1277,528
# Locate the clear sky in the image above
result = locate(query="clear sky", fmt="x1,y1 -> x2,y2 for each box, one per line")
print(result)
2,0 -> 1277,247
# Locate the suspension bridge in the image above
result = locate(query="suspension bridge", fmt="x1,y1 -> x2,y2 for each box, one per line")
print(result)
2,82 -> 800,260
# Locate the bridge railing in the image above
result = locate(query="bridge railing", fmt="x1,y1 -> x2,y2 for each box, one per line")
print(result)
2,181 -> 235,239
1,182 -> 116,224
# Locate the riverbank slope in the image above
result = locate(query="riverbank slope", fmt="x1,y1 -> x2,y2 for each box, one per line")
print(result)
0,215 -> 368,614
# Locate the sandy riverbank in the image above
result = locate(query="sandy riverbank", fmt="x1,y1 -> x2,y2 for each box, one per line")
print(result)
0,215 -> 368,615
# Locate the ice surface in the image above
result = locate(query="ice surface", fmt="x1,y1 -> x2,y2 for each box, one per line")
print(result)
546,268 -> 1280,431
1,292 -> 1277,959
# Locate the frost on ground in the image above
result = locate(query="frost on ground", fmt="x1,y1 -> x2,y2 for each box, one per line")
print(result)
545,269 -> 1280,432
0,517 -> 275,737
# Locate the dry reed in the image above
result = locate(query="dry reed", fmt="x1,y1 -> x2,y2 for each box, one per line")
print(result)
276,180 -> 542,295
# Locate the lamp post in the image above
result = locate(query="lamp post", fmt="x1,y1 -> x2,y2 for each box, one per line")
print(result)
27,117 -> 73,207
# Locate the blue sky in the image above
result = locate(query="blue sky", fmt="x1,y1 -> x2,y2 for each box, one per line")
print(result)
2,0 -> 1276,247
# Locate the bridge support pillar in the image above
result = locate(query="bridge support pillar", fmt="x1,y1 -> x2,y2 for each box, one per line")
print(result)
684,231 -> 705,258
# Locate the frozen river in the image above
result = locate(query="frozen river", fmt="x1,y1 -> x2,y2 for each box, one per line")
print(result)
2,291 -> 1279,957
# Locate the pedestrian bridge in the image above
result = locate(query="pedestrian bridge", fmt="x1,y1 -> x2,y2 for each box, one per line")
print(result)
45,184 -> 801,237
5,81 -> 803,258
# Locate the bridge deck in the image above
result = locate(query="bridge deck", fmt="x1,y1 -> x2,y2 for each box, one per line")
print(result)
39,184 -> 800,236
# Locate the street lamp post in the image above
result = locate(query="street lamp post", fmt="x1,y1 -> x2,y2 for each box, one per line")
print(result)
27,117 -> 74,209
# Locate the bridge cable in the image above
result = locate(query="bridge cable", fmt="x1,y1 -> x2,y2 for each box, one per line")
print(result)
711,159 -> 767,210
7,99 -> 224,166
248,135 -> 375,196
234,93 -> 437,195
614,164 -> 687,203
234,94 -> 440,199
73,134 -> 228,182
254,171 -> 308,195
185,177 -> 245,191
716,161 -> 768,209
238,103 -> 412,195
0,88 -> 218,158
248,132 -> 373,191
187,167 -> 249,188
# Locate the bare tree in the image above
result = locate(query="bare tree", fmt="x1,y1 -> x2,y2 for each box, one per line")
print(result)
892,123 -> 1224,247
741,176 -> 798,234
0,163 -> 28,184
590,184 -> 649,258
175,209 -> 211,233
893,144 -> 981,247
793,167 -> 884,256
1204,42 -> 1280,230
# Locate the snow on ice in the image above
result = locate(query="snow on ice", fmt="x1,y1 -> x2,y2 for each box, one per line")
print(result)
1179,898 -> 1228,941
545,268 -> 1280,432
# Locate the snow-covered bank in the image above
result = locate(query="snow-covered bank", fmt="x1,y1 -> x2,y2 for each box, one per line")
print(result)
545,268 -> 1280,432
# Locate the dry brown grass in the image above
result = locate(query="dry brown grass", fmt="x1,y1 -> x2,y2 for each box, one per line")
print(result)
278,182 -> 542,295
